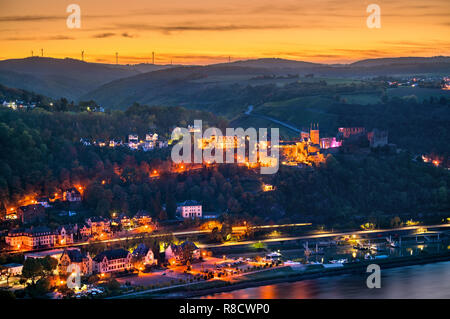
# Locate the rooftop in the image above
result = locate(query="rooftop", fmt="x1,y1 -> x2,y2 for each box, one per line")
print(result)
179,200 -> 201,207
2,263 -> 23,268
93,249 -> 129,262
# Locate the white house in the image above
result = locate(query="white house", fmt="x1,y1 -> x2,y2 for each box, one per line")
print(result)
128,134 -> 139,150
2,263 -> 23,276
177,200 -> 202,219
164,241 -> 200,264
132,244 -> 157,266
164,244 -> 180,262
146,133 -> 158,142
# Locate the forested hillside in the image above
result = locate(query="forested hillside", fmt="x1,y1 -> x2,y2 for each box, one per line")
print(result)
0,104 -> 226,213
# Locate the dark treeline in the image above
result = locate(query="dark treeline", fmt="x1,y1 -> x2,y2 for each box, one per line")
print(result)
328,96 -> 450,156
42,150 -> 450,228
270,153 -> 450,227
0,85 -> 449,228
258,92 -> 450,159
0,84 -> 52,105
0,104 -> 226,212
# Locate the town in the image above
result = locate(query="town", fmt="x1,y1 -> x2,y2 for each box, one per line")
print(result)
0,119 -> 449,299
2,0 -> 450,304
1,122 -> 396,222
80,133 -> 168,151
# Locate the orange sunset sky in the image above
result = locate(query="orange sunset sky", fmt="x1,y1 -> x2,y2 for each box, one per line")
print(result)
0,0 -> 449,64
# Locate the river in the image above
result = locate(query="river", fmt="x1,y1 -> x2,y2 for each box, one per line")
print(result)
200,261 -> 450,299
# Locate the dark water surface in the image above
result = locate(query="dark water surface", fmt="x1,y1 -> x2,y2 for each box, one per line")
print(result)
200,261 -> 450,299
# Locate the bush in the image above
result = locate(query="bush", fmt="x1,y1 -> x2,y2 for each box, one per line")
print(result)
26,278 -> 51,298
106,279 -> 121,292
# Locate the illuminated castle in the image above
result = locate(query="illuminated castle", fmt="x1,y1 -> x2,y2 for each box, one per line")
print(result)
279,123 -> 326,166
310,123 -> 320,145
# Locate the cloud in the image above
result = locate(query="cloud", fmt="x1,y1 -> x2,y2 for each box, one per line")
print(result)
90,32 -> 136,39
0,15 -> 62,22
113,22 -> 317,35
121,32 -> 136,38
0,13 -> 119,23
47,35 -> 75,40
92,32 -> 116,38
3,35 -> 75,41
128,2 -> 358,17
381,40 -> 450,49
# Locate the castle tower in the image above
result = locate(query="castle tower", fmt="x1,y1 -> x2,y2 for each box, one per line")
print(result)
310,123 -> 320,145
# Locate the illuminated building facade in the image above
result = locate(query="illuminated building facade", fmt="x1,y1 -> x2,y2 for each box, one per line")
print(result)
63,188 -> 82,202
86,217 -> 111,234
59,248 -> 93,276
338,127 -> 366,139
56,226 -> 74,245
128,134 -> 139,149
310,123 -> 320,145
133,210 -> 152,226
279,124 -> 327,166
320,137 -> 342,149
177,200 -> 202,219
93,249 -> 132,274
197,135 -> 239,149
6,227 -> 55,249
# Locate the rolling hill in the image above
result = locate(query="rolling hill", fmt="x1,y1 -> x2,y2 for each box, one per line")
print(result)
0,57 -> 175,101
81,56 -> 450,111
0,56 -> 449,109
81,64 -> 273,111
225,58 -> 322,70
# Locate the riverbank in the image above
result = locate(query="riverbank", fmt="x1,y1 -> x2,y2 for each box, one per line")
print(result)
146,251 -> 450,299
